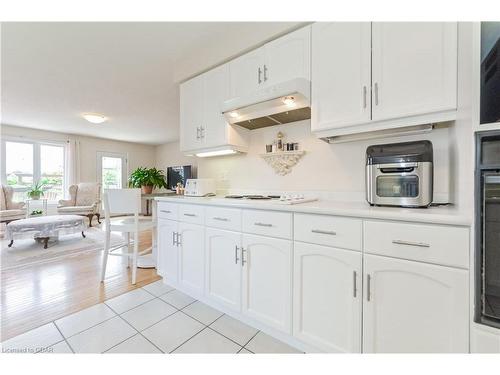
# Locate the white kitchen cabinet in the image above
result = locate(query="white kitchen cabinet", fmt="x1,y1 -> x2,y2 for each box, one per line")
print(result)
205,228 -> 242,311
363,254 -> 468,353
293,242 -> 362,352
157,218 -> 179,283
241,234 -> 292,334
178,222 -> 205,297
311,22 -> 372,131
263,26 -> 311,86
371,22 -> 457,121
229,49 -> 265,99
179,74 -> 204,152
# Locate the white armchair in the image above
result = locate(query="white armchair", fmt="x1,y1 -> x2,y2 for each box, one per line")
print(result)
57,182 -> 102,227
0,185 -> 26,224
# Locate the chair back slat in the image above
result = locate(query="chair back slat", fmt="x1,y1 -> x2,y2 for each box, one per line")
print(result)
103,189 -> 141,216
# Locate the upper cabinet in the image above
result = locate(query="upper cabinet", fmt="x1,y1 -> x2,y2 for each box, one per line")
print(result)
229,26 -> 311,99
311,22 -> 458,138
180,63 -> 248,154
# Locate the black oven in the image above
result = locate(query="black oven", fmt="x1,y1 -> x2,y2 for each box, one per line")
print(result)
475,130 -> 500,328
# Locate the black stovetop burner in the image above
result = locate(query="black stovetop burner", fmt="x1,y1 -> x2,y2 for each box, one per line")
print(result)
225,195 -> 280,200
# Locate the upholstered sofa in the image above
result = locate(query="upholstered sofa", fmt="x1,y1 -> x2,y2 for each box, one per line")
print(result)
0,185 -> 26,224
57,182 -> 101,227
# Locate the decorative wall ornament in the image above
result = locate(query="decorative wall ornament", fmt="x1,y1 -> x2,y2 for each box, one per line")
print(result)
259,151 -> 305,176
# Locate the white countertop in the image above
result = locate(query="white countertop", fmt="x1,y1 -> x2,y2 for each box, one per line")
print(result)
155,195 -> 471,226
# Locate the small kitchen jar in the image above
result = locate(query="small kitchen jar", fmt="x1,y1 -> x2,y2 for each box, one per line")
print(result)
293,143 -> 299,151
266,144 -> 273,153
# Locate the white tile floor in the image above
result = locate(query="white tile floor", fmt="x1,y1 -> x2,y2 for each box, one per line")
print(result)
1,279 -> 302,354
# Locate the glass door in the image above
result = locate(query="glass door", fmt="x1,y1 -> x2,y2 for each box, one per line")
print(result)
97,152 -> 127,191
483,173 -> 500,321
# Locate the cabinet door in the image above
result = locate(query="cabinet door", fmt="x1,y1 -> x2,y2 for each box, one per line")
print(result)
178,222 -> 205,297
205,228 -> 242,311
371,22 -> 457,121
241,234 -> 292,333
363,254 -> 468,353
157,218 -> 178,284
229,48 -> 265,98
180,75 -> 204,152
293,242 -> 362,352
311,22 -> 371,131
202,64 -> 230,148
264,26 -> 311,86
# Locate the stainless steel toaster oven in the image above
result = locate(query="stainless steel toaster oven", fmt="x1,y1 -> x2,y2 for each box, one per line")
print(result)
366,140 -> 433,207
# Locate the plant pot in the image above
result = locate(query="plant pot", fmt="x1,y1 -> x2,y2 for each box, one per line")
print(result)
141,185 -> 153,194
30,194 -> 41,200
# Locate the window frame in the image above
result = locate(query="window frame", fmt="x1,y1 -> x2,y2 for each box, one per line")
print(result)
1,136 -> 67,203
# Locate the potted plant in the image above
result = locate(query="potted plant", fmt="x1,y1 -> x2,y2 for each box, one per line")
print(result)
128,167 -> 167,194
27,181 -> 45,200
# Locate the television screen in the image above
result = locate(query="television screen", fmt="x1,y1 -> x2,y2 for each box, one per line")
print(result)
481,22 -> 500,125
167,165 -> 194,190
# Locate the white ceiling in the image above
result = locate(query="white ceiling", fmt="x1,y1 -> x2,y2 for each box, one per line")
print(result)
1,22 -> 302,145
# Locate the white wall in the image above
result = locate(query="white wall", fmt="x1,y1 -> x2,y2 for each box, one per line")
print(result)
1,124 -> 156,184
155,120 -> 453,203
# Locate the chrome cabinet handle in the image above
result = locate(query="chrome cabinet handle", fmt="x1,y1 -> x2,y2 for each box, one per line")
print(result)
258,67 -> 262,84
366,274 -> 371,301
363,86 -> 367,108
183,213 -> 197,217
200,126 -> 205,139
172,231 -> 176,246
263,65 -> 268,82
241,247 -> 247,266
392,239 -> 430,248
196,127 -> 200,140
177,233 -> 182,246
213,217 -> 229,222
254,222 -> 272,227
311,229 -> 337,236
235,245 -> 239,264
161,210 -> 171,214
374,82 -> 379,106
353,271 -> 358,298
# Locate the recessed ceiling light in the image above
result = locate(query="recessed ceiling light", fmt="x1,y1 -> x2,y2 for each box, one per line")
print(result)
82,113 -> 107,124
229,111 -> 239,118
282,96 -> 296,107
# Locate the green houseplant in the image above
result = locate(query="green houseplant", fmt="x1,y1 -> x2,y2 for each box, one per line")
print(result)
128,167 -> 167,194
27,181 -> 45,200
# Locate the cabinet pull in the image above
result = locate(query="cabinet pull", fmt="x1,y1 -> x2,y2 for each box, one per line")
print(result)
311,229 -> 336,236
161,210 -> 171,214
200,126 -> 205,139
183,213 -> 197,217
241,247 -> 247,266
235,245 -> 239,264
353,271 -> 358,298
263,65 -> 268,82
374,82 -> 379,106
392,239 -> 430,248
366,274 -> 371,301
177,233 -> 182,246
254,222 -> 272,227
213,217 -> 229,222
258,67 -> 262,84
363,86 -> 367,108
172,231 -> 176,246
196,127 -> 200,140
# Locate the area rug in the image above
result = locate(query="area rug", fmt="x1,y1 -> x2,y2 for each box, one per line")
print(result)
1,228 -> 126,271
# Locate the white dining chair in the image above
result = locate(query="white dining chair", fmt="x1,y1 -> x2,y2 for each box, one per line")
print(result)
101,188 -> 155,285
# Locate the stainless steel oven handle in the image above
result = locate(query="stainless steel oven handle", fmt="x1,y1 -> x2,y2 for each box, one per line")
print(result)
376,162 -> 418,169
392,239 -> 430,248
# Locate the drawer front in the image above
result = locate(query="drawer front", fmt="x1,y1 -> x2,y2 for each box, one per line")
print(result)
205,206 -> 242,231
178,204 -> 205,225
242,209 -> 292,239
157,202 -> 178,220
294,213 -> 362,251
364,220 -> 469,269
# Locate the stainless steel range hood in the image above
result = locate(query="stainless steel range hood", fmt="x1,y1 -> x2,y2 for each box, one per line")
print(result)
222,78 -> 311,130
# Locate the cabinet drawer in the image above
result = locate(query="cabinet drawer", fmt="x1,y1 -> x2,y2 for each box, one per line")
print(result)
242,210 -> 292,239
364,220 -> 469,269
294,213 -> 362,251
178,204 -> 205,225
205,206 -> 242,231
157,202 -> 178,220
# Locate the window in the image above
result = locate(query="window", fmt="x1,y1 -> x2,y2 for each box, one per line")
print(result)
1,138 -> 66,202
97,152 -> 127,191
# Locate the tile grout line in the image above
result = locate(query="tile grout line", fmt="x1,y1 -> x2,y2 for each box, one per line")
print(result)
102,314 -> 142,353
168,325 -> 209,353
51,321 -> 76,354
241,330 -> 260,352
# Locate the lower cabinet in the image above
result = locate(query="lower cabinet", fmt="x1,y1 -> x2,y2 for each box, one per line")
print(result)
241,234 -> 292,334
205,228 -> 242,311
178,222 -> 205,297
363,254 -> 469,353
157,218 -> 179,283
293,242 -> 362,352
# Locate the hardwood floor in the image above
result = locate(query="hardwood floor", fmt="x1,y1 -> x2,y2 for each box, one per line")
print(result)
1,229 -> 160,341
